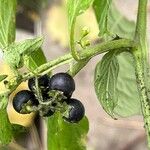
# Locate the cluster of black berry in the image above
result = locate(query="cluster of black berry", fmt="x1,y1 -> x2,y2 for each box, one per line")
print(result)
12,73 -> 85,123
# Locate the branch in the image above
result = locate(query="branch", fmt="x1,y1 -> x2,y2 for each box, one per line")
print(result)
0,38 -> 134,108
23,38 -> 133,80
132,0 -> 150,148
135,0 -> 147,45
68,59 -> 89,77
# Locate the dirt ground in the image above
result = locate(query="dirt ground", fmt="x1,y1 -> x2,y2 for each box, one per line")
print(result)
16,0 -> 150,150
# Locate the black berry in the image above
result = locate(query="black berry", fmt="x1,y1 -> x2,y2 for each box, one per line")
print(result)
63,98 -> 85,123
13,90 -> 38,114
28,74 -> 50,94
49,73 -> 75,98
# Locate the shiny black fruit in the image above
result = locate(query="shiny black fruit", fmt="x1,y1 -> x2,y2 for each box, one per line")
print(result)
28,74 -> 50,94
63,98 -> 85,123
13,90 -> 38,114
49,73 -> 75,98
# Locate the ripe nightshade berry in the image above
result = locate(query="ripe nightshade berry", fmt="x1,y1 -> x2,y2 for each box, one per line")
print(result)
63,98 -> 85,123
13,90 -> 38,114
49,73 -> 75,98
28,74 -> 50,94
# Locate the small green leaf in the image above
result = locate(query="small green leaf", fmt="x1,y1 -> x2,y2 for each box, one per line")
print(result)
0,0 -> 16,49
0,75 -> 7,82
18,37 -> 43,55
3,37 -> 43,69
5,37 -> 43,55
93,0 -> 112,36
114,52 -> 141,117
0,109 -> 13,145
47,113 -> 89,150
3,49 -> 21,69
24,48 -> 47,71
94,51 -> 119,118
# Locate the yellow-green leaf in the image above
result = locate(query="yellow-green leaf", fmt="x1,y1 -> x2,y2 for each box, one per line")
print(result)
0,0 -> 16,49
47,113 -> 89,150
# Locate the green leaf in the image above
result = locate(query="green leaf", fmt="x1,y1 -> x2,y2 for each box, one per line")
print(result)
3,37 -> 43,69
107,5 -> 139,116
0,109 -> 13,145
114,52 -> 141,117
93,2 -> 135,38
94,51 -> 141,118
67,0 -> 94,31
24,48 -> 47,71
47,113 -> 89,150
0,75 -> 7,82
94,51 -> 119,118
19,37 -> 43,55
0,94 -> 8,110
3,49 -> 21,69
107,4 -> 135,39
0,0 -> 16,49
93,0 -> 112,36
0,96 -> 26,145
5,37 -> 43,55
93,2 -> 140,117
67,0 -> 94,59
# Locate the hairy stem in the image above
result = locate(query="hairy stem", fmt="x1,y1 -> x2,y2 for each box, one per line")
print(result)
23,54 -> 73,80
0,38 -> 134,107
23,39 -> 133,80
132,0 -> 150,148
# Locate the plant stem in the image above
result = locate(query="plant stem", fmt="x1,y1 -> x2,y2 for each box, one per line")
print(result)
0,38 -> 134,108
70,23 -> 80,61
67,59 -> 89,77
132,0 -> 150,148
80,39 -> 134,59
23,38 -> 133,80
23,54 -> 73,80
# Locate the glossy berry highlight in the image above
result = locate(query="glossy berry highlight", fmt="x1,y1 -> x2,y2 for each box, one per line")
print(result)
63,98 -> 85,123
13,90 -> 38,114
49,73 -> 75,98
28,74 -> 50,94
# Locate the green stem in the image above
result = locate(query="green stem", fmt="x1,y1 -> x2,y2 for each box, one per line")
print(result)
135,0 -> 147,45
0,38 -> 134,107
70,23 -> 80,61
68,59 -> 89,77
24,39 -> 133,80
23,54 -> 73,80
80,39 -> 133,59
132,0 -> 150,148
